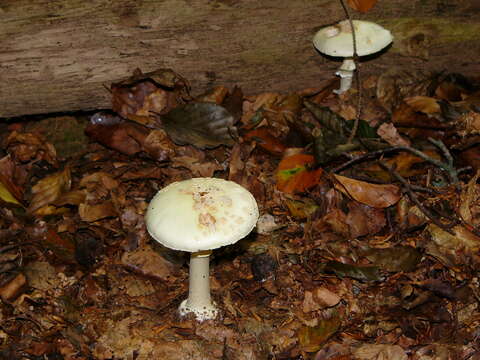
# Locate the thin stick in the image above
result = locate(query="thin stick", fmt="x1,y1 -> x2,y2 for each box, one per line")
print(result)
338,0 -> 362,144
378,161 -> 457,235
332,142 -> 460,187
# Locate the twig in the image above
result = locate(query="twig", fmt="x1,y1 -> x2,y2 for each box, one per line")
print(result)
331,141 -> 460,187
338,0 -> 362,144
378,161 -> 457,235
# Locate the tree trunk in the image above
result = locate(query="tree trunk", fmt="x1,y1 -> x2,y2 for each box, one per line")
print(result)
1,0 -> 479,118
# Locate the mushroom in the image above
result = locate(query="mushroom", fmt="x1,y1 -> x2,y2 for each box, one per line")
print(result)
313,20 -> 393,94
145,177 -> 259,321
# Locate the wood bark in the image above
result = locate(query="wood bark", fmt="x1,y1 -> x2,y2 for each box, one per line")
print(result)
1,0 -> 480,118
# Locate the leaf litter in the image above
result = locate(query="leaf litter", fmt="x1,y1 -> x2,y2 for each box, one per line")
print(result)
1,64 -> 480,360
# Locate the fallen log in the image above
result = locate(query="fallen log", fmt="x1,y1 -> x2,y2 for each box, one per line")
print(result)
1,0 -> 480,117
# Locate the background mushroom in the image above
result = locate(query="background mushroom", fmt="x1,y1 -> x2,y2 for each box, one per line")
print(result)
313,20 -> 393,94
145,177 -> 259,321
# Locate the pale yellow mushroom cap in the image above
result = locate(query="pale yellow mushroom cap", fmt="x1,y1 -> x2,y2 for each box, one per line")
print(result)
313,20 -> 393,58
145,178 -> 259,252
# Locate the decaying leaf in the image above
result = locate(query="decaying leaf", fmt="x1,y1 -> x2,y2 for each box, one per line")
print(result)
376,122 -> 411,147
362,246 -> 422,272
302,287 -> 341,312
195,85 -> 229,104
285,197 -> 319,219
244,127 -> 286,155
276,154 -> 324,194
28,167 -> 72,214
376,70 -> 437,113
84,121 -> 149,156
121,246 -> 177,280
161,102 -> 238,148
298,313 -> 341,353
362,150 -> 440,181
79,201 -> 117,222
111,68 -> 190,126
42,229 -> 76,263
346,201 -> 386,238
0,181 -> 22,206
0,273 -> 26,302
325,260 -> 382,281
353,344 -> 408,360
405,96 -> 441,115
142,129 -> 176,162
5,131 -> 58,166
334,174 -> 401,208
0,155 -> 25,205
455,111 -> 480,137
425,224 -> 480,266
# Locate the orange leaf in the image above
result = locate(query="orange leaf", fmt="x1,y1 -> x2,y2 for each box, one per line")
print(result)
346,0 -> 378,12
244,127 -> 286,155
276,154 -> 323,193
405,96 -> 440,115
334,174 -> 400,208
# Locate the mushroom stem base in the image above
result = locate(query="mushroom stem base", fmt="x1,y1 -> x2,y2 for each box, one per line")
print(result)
179,251 -> 219,321
333,58 -> 356,94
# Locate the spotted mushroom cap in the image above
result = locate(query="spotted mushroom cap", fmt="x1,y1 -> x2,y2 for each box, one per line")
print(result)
313,20 -> 393,58
145,178 -> 259,252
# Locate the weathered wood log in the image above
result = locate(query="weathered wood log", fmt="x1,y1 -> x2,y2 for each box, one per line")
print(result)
1,0 -> 480,118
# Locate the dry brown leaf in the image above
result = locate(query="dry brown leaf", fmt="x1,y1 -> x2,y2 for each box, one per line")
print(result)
334,174 -> 401,208
376,70 -> 435,113
0,155 -> 26,205
79,201 -> 117,222
172,156 -> 223,177
456,112 -> 480,137
111,68 -> 188,126
459,171 -> 480,224
0,273 -> 26,302
405,96 -> 440,114
346,201 -> 386,238
24,261 -> 62,291
84,121 -> 149,156
353,344 -> 407,360
80,172 -> 119,191
143,129 -> 176,162
29,167 -> 71,214
303,287 -> 341,312
363,150 -> 440,181
121,246 -> 177,280
5,131 -> 58,166
376,122 -> 411,147
195,86 -> 229,104
427,224 -> 480,254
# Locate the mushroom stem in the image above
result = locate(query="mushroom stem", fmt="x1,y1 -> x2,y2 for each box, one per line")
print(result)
179,250 -> 219,321
334,58 -> 356,94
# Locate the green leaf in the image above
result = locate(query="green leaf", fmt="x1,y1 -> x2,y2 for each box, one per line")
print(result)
325,260 -> 382,281
162,102 -> 238,149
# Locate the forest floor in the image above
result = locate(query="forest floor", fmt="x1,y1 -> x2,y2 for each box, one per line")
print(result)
1,67 -> 480,359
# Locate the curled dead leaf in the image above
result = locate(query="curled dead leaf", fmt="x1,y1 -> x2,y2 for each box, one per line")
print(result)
29,167 -> 72,214
405,96 -> 440,115
334,174 -> 401,208
5,131 -> 58,166
111,68 -> 190,126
